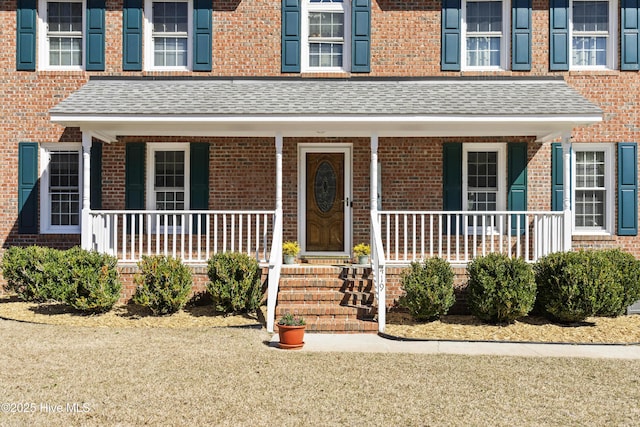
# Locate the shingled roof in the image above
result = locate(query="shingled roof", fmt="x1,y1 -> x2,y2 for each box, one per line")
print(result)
50,77 -> 602,117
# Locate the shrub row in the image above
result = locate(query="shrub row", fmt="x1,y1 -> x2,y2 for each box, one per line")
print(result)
399,249 -> 640,324
2,247 -> 263,317
2,246 -> 121,313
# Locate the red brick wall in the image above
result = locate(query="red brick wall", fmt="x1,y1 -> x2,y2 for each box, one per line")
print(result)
0,1 -> 639,261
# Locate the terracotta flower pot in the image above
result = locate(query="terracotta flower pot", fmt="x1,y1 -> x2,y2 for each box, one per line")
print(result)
277,324 -> 306,349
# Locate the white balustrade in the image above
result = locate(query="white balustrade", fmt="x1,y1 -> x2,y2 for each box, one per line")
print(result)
377,210 -> 566,265
88,210 -> 275,264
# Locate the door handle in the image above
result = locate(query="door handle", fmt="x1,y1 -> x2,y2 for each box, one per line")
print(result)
343,197 -> 352,208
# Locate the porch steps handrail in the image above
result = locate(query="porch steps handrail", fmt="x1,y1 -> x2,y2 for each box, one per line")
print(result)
371,210 -> 387,333
266,210 -> 283,333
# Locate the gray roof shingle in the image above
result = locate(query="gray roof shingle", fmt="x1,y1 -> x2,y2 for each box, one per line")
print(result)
49,78 -> 602,117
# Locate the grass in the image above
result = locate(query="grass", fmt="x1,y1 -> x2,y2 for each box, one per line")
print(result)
0,320 -> 639,426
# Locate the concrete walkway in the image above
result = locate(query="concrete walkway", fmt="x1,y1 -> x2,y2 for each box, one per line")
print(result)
270,333 -> 640,359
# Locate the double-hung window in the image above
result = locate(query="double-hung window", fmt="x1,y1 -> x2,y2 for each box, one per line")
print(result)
302,0 -> 350,72
462,143 -> 507,233
570,0 -> 617,69
572,144 -> 614,234
40,144 -> 82,234
39,0 -> 84,70
146,143 -> 190,230
463,0 -> 509,70
145,0 -> 192,70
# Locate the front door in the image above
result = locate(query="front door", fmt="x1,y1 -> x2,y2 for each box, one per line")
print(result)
300,145 -> 352,255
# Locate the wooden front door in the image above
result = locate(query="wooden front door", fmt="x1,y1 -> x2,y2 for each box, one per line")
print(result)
305,152 -> 345,252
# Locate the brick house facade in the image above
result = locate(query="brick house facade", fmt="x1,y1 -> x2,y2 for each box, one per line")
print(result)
3,0 -> 640,330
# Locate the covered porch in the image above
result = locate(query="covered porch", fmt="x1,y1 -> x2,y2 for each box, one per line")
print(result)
49,77 -> 602,333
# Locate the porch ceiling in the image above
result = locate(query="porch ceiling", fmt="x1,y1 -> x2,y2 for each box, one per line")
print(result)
49,77 -> 603,143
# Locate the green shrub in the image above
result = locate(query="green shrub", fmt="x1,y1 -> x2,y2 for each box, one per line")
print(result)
599,249 -> 640,316
534,250 -> 622,322
65,248 -> 121,313
1,245 -> 71,302
206,252 -> 262,314
398,258 -> 455,321
132,255 -> 193,315
467,253 -> 536,324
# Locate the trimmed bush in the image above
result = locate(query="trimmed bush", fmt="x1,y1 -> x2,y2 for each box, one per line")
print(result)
65,248 -> 121,313
207,252 -> 262,314
133,255 -> 193,315
398,258 -> 455,321
1,245 -> 71,302
467,253 -> 536,324
534,250 -> 621,322
599,249 -> 640,316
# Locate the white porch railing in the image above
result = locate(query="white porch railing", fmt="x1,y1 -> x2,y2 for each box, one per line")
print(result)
377,210 -> 566,265
88,210 -> 275,264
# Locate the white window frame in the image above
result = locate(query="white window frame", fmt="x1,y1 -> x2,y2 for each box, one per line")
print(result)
569,0 -> 618,70
146,143 -> 190,232
461,0 -> 510,71
40,143 -> 82,234
571,143 -> 614,235
462,143 -> 507,234
144,0 -> 193,71
38,0 -> 86,71
301,0 -> 351,73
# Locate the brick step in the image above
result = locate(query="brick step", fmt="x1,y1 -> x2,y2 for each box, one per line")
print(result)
278,277 -> 349,290
277,289 -> 347,303
304,318 -> 379,333
276,303 -> 365,317
342,291 -> 375,306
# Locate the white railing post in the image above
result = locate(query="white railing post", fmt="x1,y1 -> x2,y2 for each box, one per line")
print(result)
267,133 -> 284,333
562,134 -> 573,252
81,132 -> 92,251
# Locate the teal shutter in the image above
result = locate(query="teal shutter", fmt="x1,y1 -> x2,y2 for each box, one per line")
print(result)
351,0 -> 370,72
16,0 -> 37,71
443,143 -> 462,210
90,141 -> 102,210
18,142 -> 38,234
123,0 -> 143,71
441,0 -> 461,71
551,143 -> 564,211
125,143 -> 145,209
621,0 -> 640,70
193,0 -> 212,71
190,143 -> 209,210
549,0 -> 569,71
508,143 -> 527,235
86,0 -> 105,71
512,0 -> 532,71
282,0 -> 301,72
618,143 -> 638,235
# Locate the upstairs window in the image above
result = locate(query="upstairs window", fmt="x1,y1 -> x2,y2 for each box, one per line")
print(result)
39,0 -> 85,70
462,0 -> 509,70
570,0 -> 617,69
302,0 -> 350,72
145,0 -> 192,70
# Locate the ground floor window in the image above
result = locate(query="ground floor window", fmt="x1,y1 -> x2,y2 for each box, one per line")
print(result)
572,143 -> 614,234
40,143 -> 82,233
146,143 -> 190,228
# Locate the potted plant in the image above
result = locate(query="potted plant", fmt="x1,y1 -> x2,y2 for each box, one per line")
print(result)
353,243 -> 371,265
282,241 -> 300,265
277,312 -> 306,349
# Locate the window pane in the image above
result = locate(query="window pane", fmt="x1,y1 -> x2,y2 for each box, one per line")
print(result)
573,1 -> 608,32
154,150 -> 186,219
466,37 -> 500,66
49,151 -> 80,227
575,150 -> 606,228
467,150 -> 498,212
466,1 -> 502,32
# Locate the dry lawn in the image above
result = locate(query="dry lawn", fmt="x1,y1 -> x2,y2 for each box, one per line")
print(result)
0,320 -> 638,426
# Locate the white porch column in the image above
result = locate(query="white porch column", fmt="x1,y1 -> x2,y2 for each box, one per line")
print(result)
562,133 -> 572,252
267,133 -> 284,333
81,132 -> 92,250
371,133 -> 385,332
